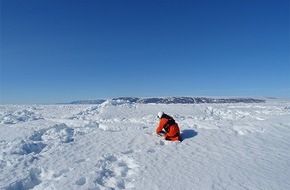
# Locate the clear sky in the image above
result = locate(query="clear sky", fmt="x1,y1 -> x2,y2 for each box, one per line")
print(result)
1,0 -> 289,104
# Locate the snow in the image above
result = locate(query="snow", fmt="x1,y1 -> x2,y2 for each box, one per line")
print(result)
0,99 -> 290,190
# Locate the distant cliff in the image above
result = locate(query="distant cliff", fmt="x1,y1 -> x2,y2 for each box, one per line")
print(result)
69,97 -> 265,104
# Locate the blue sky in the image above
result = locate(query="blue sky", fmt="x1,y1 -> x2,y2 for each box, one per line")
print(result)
1,0 -> 289,104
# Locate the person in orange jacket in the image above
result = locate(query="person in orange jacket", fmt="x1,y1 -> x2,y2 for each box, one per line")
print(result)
156,111 -> 182,141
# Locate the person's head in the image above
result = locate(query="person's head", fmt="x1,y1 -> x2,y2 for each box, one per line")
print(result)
157,111 -> 164,119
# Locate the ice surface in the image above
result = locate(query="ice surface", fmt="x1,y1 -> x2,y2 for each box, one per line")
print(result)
0,99 -> 290,189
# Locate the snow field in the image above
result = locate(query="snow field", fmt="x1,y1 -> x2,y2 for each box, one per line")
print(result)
0,99 -> 290,189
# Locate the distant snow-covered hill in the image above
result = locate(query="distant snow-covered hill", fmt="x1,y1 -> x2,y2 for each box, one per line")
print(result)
69,99 -> 106,104
69,97 -> 265,104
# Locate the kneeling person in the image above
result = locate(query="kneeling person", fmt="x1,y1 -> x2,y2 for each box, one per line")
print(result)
156,111 -> 182,141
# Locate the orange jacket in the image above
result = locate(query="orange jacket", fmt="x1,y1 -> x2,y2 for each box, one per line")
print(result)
156,117 -> 169,134
156,115 -> 180,141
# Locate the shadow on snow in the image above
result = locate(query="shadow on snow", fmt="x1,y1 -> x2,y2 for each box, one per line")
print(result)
181,129 -> 198,141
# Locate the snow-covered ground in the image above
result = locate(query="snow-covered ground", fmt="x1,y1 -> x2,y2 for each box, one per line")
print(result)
1,98 -> 290,190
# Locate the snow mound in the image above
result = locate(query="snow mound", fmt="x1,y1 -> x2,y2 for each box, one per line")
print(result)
69,106 -> 100,120
40,124 -> 74,144
0,109 -> 43,124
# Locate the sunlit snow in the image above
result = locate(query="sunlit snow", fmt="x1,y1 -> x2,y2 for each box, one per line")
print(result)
0,98 -> 290,190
